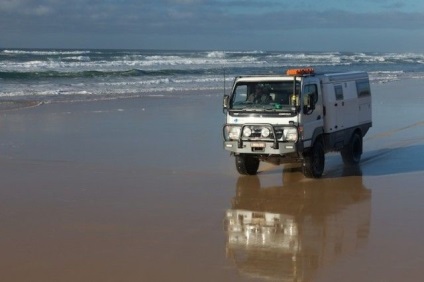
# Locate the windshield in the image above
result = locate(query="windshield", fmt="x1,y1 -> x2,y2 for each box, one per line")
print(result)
230,81 -> 300,111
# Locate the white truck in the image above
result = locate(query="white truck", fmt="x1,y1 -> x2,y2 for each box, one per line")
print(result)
223,68 -> 372,178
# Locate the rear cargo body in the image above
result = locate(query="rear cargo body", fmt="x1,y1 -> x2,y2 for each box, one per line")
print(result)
321,72 -> 372,134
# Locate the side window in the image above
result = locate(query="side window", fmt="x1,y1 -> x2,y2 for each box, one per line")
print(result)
356,80 -> 371,97
232,85 -> 247,105
303,84 -> 318,103
335,85 -> 344,100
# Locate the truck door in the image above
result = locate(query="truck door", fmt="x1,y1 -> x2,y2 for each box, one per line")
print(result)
301,78 -> 323,148
333,84 -> 345,130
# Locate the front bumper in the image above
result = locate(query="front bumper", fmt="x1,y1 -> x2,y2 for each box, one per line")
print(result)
223,123 -> 301,156
224,140 -> 299,155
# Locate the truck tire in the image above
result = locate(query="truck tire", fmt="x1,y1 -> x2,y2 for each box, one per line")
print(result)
303,141 -> 325,178
341,133 -> 362,165
235,154 -> 260,175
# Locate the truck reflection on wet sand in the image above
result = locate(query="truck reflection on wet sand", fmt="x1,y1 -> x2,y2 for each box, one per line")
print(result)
224,172 -> 371,281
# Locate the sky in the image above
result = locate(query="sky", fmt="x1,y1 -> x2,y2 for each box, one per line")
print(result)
1,0 -> 424,52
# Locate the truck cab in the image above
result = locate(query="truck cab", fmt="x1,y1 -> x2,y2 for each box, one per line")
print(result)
223,68 -> 372,178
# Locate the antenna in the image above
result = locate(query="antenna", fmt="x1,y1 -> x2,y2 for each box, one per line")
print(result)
223,68 -> 226,95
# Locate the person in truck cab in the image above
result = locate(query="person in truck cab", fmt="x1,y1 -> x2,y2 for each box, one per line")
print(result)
260,88 -> 272,104
247,85 -> 272,104
247,85 -> 262,103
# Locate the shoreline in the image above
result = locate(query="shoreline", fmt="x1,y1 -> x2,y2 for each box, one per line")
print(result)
0,76 -> 421,111
0,99 -> 42,111
0,88 -> 224,109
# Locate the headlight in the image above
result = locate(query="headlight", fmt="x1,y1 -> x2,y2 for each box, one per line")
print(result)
284,127 -> 298,142
225,125 -> 241,140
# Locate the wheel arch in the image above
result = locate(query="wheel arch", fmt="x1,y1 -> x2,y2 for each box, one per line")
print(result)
351,128 -> 364,154
303,127 -> 325,154
353,127 -> 363,138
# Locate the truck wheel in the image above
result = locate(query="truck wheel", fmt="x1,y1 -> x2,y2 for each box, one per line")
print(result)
235,154 -> 260,175
341,133 -> 362,165
303,141 -> 325,178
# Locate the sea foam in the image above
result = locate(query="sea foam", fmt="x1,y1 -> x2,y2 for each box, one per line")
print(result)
1,48 -> 424,100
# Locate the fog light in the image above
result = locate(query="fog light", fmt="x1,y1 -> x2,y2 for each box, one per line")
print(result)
243,127 -> 252,137
261,128 -> 270,138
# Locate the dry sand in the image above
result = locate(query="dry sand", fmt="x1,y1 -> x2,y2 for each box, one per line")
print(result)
0,79 -> 423,281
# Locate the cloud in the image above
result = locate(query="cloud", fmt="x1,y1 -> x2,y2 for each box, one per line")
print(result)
1,0 -> 424,50
2,1 -> 419,31
0,0 -> 26,12
168,0 -> 201,3
0,0 -> 56,14
383,1 -> 406,10
31,5 -> 52,16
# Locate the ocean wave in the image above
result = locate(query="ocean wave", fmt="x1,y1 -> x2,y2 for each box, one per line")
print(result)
2,49 -> 91,56
3,49 -> 422,75
63,56 -> 91,62
0,56 -> 263,74
2,48 -> 424,100
207,51 -> 227,58
0,68 -> 219,79
3,49 -> 424,67
0,70 -> 111,79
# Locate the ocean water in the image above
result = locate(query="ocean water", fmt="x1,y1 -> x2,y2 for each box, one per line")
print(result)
1,49 -> 424,102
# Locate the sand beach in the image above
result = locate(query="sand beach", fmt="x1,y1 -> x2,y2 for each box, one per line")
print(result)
0,79 -> 424,281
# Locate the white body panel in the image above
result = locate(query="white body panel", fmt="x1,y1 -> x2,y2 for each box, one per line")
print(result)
320,72 -> 371,134
226,115 -> 297,125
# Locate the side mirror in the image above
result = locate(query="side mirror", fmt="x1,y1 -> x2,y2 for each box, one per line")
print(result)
223,95 -> 230,112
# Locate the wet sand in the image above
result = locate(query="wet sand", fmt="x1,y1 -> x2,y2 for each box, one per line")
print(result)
0,79 -> 423,281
